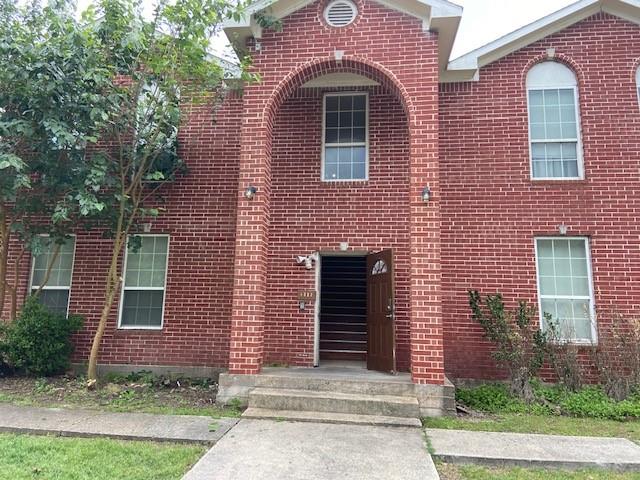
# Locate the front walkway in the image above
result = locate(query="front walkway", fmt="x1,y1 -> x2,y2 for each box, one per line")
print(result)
0,404 -> 237,443
426,428 -> 640,471
2,404 -> 639,478
183,419 -> 439,480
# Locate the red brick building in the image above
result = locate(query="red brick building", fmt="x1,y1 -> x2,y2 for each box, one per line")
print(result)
9,0 -> 640,413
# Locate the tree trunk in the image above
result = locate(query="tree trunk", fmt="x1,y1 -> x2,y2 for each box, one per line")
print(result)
87,236 -> 123,382
0,208 -> 10,320
9,249 -> 25,321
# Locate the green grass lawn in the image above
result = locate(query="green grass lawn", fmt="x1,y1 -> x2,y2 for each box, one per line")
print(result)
423,414 -> 640,444
0,433 -> 206,480
437,463 -> 640,480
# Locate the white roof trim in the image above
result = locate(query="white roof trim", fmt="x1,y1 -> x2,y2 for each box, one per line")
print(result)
445,0 -> 640,82
224,0 -> 462,76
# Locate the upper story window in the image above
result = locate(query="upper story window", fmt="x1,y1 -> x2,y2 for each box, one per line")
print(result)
535,237 -> 596,343
323,0 -> 358,27
527,62 -> 583,180
30,237 -> 76,316
119,235 -> 169,329
322,93 -> 368,181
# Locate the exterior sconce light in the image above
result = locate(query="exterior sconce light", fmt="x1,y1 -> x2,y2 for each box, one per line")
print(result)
244,185 -> 257,200
558,223 -> 568,235
421,186 -> 432,203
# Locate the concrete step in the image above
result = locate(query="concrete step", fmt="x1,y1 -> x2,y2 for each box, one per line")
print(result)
248,387 -> 421,417
242,407 -> 422,428
254,373 -> 416,396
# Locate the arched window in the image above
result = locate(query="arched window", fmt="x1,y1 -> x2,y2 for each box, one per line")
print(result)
527,62 -> 582,179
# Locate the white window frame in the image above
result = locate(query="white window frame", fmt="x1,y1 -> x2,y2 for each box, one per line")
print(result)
534,236 -> 597,344
321,91 -> 369,182
28,234 -> 76,317
117,234 -> 170,330
527,65 -> 584,181
636,68 -> 640,110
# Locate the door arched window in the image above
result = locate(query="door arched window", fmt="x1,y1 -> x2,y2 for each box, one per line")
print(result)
527,62 -> 583,179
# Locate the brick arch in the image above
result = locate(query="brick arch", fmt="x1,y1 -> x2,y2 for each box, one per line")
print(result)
262,56 -> 415,131
520,52 -> 586,90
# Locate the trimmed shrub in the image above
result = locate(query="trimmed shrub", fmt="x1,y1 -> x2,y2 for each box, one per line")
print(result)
1,296 -> 83,376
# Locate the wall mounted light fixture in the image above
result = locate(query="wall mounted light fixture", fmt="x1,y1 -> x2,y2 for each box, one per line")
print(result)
421,186 -> 432,203
244,185 -> 257,200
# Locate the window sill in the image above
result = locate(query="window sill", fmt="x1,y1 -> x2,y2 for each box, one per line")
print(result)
115,327 -> 164,334
530,178 -> 586,185
320,179 -> 369,186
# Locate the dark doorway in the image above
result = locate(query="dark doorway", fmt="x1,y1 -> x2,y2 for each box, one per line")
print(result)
319,256 -> 367,362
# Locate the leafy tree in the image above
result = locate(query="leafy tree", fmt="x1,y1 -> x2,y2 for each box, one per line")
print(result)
1,0 -> 253,383
79,0 -> 252,383
0,0 -> 114,320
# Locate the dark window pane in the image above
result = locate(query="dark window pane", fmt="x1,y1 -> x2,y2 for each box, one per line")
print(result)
353,128 -> 366,142
121,290 -> 164,327
339,96 -> 352,110
339,111 -> 352,127
33,289 -> 69,316
339,128 -> 352,143
353,95 -> 366,110
326,112 -> 339,128
325,128 -> 338,143
353,111 -> 365,128
325,96 -> 339,111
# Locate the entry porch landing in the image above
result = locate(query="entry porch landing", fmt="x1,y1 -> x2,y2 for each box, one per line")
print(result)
217,362 -> 455,420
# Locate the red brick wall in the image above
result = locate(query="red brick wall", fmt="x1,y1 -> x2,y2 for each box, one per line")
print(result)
264,86 -> 412,370
227,0 -> 443,382
440,13 -> 640,380
70,96 -> 242,368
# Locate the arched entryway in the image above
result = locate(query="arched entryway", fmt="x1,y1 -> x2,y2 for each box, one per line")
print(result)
227,56 -> 444,386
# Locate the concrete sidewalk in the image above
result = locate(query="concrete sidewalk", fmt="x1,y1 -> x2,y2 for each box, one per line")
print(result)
183,419 -> 440,480
0,404 -> 237,444
426,428 -> 640,471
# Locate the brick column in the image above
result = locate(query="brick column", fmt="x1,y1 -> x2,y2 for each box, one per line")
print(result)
227,90 -> 272,375
406,73 -> 445,385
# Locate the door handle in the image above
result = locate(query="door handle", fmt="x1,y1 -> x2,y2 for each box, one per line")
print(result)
386,301 -> 394,320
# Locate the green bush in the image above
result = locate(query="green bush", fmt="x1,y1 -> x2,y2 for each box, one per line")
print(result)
0,322 -> 12,376
457,384 -> 527,413
457,383 -> 640,421
0,297 -> 83,376
468,291 -> 550,402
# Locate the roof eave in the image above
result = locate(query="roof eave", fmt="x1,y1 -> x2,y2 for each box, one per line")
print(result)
223,0 -> 463,77
443,0 -> 640,83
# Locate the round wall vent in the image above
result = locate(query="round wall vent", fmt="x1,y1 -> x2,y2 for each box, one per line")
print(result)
323,0 -> 358,27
